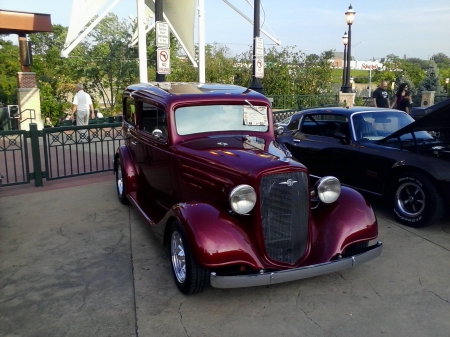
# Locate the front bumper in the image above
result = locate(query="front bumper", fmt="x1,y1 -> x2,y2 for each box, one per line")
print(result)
210,241 -> 382,289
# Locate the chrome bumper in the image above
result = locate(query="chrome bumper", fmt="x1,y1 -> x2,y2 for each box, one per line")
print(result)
210,241 -> 382,289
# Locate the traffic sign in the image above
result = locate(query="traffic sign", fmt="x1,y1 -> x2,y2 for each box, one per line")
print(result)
255,56 -> 264,78
157,48 -> 171,74
255,37 -> 264,57
156,21 -> 170,48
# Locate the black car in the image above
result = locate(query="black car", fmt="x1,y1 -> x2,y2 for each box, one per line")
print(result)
276,106 -> 450,228
410,98 -> 450,120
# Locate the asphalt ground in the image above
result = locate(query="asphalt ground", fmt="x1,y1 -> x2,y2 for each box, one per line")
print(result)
1,175 -> 450,337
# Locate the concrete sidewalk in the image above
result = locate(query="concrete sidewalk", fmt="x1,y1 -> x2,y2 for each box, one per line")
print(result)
1,178 -> 450,337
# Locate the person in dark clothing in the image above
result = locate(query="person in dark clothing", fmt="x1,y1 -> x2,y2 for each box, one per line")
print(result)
398,90 -> 412,114
391,83 -> 408,109
372,81 -> 390,108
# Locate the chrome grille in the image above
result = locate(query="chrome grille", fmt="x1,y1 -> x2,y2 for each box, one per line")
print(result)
260,172 -> 309,264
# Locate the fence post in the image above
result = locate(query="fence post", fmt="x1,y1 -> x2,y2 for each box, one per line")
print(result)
29,123 -> 43,187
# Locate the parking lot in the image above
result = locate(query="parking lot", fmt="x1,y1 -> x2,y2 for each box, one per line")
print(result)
1,176 -> 450,337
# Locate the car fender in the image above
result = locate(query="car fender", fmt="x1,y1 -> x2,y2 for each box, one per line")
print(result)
309,186 -> 378,262
163,203 -> 265,269
115,145 -> 139,196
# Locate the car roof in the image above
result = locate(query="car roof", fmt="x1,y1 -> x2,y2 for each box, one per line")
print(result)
124,82 -> 266,101
294,106 -> 393,118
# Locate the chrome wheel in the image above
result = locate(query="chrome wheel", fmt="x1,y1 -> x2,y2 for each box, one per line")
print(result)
171,231 -> 186,284
117,164 -> 124,196
395,181 -> 425,217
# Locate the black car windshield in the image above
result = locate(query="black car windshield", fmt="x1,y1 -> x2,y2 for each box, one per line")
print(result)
175,105 -> 269,135
352,112 -> 434,141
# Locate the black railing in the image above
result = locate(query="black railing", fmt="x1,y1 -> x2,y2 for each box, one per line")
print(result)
269,94 -> 339,110
0,122 -> 124,187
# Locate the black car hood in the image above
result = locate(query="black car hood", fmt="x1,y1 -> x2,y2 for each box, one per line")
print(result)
383,99 -> 450,140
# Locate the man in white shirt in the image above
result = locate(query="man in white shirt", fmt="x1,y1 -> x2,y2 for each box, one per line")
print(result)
72,84 -> 94,125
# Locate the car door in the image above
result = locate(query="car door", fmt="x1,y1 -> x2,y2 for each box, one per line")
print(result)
286,113 -> 359,185
135,101 -> 178,208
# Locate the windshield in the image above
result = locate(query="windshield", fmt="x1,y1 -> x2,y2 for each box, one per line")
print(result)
175,104 -> 269,135
352,111 -> 434,141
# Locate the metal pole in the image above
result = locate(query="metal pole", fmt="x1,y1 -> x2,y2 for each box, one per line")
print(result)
343,23 -> 352,93
341,44 -> 347,91
249,0 -> 263,94
198,0 -> 205,83
155,0 -> 165,82
136,0 -> 148,83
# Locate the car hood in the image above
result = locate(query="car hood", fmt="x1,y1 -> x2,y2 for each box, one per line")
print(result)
383,100 -> 450,140
175,135 -> 300,175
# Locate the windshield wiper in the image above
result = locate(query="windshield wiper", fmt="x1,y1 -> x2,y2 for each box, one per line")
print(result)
245,100 -> 263,115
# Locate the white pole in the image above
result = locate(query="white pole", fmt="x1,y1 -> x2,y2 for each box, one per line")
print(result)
198,0 -> 205,83
369,68 -> 372,97
137,0 -> 148,83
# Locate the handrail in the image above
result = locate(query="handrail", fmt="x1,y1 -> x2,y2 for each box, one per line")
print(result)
1,108 -> 36,130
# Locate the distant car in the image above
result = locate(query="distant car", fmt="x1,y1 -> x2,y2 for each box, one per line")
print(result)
410,98 -> 450,120
114,82 -> 381,294
276,106 -> 450,228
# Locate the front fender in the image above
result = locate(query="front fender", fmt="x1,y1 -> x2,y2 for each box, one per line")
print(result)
308,186 -> 378,263
115,146 -> 139,196
163,203 -> 265,270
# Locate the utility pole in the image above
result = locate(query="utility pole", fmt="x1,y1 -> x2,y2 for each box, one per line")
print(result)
155,0 -> 165,82
249,0 -> 263,94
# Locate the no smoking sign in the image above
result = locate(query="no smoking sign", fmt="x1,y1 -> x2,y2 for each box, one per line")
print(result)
255,56 -> 264,78
157,48 -> 171,74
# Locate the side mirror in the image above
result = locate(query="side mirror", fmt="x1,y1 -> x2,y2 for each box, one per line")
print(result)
152,129 -> 163,139
275,125 -> 284,135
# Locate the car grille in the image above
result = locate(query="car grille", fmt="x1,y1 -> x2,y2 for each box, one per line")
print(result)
259,172 -> 309,264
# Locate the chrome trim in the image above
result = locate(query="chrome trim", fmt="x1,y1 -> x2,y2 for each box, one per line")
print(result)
210,241 -> 382,289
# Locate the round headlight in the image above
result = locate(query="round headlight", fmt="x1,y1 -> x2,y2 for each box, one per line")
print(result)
316,176 -> 341,204
229,185 -> 257,214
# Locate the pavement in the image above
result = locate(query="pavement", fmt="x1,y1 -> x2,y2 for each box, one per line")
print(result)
1,175 -> 450,337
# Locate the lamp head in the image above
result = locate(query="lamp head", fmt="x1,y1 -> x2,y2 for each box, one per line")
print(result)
342,32 -> 348,45
345,4 -> 356,25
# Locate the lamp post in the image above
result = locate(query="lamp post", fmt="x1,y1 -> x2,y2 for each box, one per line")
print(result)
342,4 -> 356,93
446,77 -> 449,96
341,31 -> 348,92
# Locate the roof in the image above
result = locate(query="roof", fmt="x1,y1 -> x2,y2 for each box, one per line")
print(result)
297,106 -> 394,117
0,10 -> 52,34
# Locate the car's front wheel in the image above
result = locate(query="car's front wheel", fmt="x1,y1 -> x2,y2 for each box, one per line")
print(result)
169,222 -> 209,294
389,172 -> 444,228
116,157 -> 129,205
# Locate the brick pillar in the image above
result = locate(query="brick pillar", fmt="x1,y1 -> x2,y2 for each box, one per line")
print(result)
16,72 -> 43,130
339,92 -> 356,107
421,91 -> 435,107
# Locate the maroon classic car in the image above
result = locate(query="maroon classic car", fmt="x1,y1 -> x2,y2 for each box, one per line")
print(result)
114,82 -> 382,294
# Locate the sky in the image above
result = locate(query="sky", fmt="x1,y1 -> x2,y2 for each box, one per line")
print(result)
2,0 -> 450,61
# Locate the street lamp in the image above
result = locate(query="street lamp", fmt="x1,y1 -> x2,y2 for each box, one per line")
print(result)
341,32 -> 348,91
446,77 -> 449,96
342,4 -> 356,93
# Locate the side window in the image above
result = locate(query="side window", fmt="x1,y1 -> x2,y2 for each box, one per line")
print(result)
140,102 -> 167,139
300,114 -> 349,138
124,97 -> 136,125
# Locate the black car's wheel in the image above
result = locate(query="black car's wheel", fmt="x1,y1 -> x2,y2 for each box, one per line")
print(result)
389,172 -> 444,228
169,222 -> 209,294
116,158 -> 129,205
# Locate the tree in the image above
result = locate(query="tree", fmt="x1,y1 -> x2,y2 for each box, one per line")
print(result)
0,38 -> 20,105
419,61 -> 441,92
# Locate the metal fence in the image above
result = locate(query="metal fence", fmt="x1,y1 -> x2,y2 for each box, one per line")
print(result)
269,94 -> 339,110
0,123 -> 124,187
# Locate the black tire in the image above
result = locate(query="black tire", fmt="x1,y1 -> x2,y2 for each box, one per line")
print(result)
388,172 -> 444,228
116,157 -> 129,205
169,222 -> 209,294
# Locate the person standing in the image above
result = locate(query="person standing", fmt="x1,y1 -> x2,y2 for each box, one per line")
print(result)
72,84 -> 94,125
398,90 -> 412,114
372,81 -> 390,108
391,83 -> 408,109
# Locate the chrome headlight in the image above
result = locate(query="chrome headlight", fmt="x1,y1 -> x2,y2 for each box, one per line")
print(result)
315,176 -> 341,204
229,185 -> 256,214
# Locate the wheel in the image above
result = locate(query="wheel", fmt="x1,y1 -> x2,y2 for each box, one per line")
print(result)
116,157 -> 129,205
388,172 -> 444,228
169,222 -> 209,294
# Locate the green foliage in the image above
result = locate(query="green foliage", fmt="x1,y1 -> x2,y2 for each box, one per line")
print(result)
419,61 -> 441,93
0,39 -> 20,105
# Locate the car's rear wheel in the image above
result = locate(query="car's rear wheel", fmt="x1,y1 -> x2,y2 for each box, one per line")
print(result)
389,172 -> 444,228
169,222 -> 209,294
116,157 -> 129,205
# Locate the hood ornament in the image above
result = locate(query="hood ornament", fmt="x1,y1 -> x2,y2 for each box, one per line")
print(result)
279,179 -> 298,187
